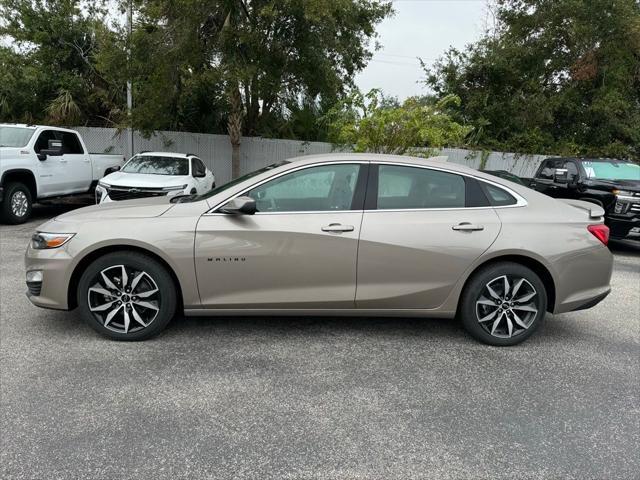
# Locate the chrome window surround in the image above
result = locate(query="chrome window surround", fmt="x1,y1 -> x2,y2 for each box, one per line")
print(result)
204,160 -> 528,216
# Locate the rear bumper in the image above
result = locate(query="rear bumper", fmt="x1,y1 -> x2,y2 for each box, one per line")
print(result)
569,288 -> 611,312
552,246 -> 614,314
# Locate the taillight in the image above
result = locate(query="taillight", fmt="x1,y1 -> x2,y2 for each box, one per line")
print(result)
587,224 -> 609,246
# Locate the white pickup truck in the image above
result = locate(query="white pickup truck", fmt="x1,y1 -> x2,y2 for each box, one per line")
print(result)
0,124 -> 124,224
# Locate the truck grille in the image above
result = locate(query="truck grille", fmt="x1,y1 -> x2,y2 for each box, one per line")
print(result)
106,185 -> 168,202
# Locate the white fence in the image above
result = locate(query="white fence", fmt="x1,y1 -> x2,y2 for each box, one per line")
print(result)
75,126 -> 549,184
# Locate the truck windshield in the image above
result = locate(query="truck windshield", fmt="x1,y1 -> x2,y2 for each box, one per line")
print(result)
583,161 -> 640,181
121,156 -> 188,175
0,126 -> 35,147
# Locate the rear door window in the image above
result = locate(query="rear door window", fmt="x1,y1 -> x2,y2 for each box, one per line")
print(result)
61,132 -> 84,154
376,165 -> 466,209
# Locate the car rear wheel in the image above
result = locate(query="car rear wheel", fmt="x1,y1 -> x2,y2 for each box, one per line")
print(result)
77,252 -> 177,340
1,182 -> 32,224
459,262 -> 547,346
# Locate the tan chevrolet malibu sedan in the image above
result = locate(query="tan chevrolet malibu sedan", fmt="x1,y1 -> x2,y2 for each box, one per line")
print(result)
25,154 -> 613,345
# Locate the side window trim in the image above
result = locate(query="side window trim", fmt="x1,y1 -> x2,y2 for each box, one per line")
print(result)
367,161 -> 526,211
207,161 -> 370,215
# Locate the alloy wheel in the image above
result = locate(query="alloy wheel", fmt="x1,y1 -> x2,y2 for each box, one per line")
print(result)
87,265 -> 160,334
475,275 -> 539,339
11,191 -> 28,218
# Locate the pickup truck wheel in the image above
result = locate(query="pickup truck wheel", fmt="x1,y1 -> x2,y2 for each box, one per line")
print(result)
77,252 -> 177,341
1,182 -> 32,224
459,262 -> 547,346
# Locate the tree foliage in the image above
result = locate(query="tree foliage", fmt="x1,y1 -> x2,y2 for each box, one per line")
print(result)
426,0 -> 640,160
0,0 -> 112,125
0,0 -> 392,138
326,89 -> 471,155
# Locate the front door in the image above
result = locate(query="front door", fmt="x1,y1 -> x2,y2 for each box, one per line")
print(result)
356,164 -> 502,309
195,162 -> 367,309
34,130 -> 66,196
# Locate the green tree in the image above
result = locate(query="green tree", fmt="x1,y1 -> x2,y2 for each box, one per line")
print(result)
326,89 -> 472,155
0,0 -> 112,126
426,0 -> 640,160
102,0 -> 393,176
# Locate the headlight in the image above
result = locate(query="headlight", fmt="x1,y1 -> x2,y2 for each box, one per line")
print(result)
31,232 -> 75,249
98,181 -> 110,189
163,184 -> 188,196
162,184 -> 188,191
95,184 -> 106,202
612,189 -> 635,197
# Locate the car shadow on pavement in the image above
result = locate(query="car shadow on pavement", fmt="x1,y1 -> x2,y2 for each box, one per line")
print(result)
29,196 -> 94,222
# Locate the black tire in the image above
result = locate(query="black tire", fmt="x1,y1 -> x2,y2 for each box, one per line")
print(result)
459,262 -> 547,346
77,252 -> 177,341
1,182 -> 32,224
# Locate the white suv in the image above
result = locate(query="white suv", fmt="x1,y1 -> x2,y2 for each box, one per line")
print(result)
96,152 -> 215,203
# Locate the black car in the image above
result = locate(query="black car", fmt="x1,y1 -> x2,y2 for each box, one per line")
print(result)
481,170 -> 527,186
530,157 -> 640,239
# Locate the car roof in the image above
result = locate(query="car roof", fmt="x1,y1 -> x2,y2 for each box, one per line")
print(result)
135,151 -> 193,158
286,153 -> 478,175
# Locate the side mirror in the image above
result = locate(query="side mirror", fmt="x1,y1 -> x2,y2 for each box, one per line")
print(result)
105,165 -> 121,175
553,168 -> 568,184
38,139 -> 63,160
219,196 -> 256,215
193,170 -> 206,178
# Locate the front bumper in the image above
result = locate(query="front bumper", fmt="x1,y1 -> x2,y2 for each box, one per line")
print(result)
606,215 -> 640,238
24,243 -> 74,310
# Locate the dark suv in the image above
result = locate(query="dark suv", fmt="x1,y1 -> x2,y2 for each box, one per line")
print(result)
530,158 -> 640,239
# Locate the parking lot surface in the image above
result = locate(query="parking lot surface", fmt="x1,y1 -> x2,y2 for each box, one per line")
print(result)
1,204 -> 639,479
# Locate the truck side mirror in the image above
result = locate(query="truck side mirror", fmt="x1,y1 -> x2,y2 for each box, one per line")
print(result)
38,139 -> 64,161
553,168 -> 568,184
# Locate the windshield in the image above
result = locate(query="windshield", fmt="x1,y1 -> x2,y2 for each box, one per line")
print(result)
121,155 -> 189,175
583,161 -> 640,181
191,161 -> 290,202
0,126 -> 35,147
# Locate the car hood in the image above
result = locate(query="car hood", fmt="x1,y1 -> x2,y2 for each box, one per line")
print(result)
50,197 -> 175,225
101,171 -> 189,188
586,178 -> 640,193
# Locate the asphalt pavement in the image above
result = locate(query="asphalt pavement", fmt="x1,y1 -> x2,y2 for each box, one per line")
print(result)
1,203 -> 639,479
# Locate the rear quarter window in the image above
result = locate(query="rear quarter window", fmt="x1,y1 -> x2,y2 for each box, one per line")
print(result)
480,182 -> 517,206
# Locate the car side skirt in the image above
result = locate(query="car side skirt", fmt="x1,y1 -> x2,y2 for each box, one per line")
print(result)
183,308 -> 456,319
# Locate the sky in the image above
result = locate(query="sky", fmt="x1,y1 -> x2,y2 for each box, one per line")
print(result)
356,0 -> 490,100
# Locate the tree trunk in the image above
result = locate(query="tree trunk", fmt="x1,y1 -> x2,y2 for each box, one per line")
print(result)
228,86 -> 243,179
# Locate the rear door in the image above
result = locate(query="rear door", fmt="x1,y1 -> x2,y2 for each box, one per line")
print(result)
195,162 -> 368,309
356,163 -> 502,309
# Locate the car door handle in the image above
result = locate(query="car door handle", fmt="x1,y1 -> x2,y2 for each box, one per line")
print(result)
321,223 -> 355,233
452,222 -> 484,232
59,158 -> 68,163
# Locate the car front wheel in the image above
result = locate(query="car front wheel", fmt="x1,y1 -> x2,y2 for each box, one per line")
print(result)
459,262 -> 547,346
77,252 -> 177,340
